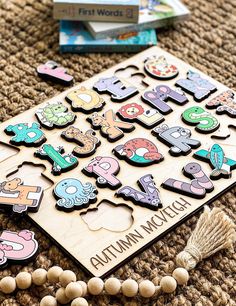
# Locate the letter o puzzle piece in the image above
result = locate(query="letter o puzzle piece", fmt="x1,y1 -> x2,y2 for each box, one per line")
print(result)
144,56 -> 179,80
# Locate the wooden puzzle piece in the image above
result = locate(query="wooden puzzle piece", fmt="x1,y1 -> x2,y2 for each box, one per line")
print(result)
93,76 -> 138,102
34,144 -> 78,175
0,230 -> 38,268
36,60 -> 73,86
162,162 -> 214,199
142,85 -> 188,114
0,178 -> 43,214
116,174 -> 162,210
175,70 -> 217,102
65,86 -> 105,113
194,144 -> 236,180
182,106 -> 220,133
205,90 -> 236,117
54,178 -> 97,211
61,126 -> 100,157
87,110 -> 135,142
152,124 -> 200,156
117,102 -> 164,129
35,102 -> 76,129
113,138 -> 163,166
0,142 -> 19,163
144,55 -> 179,80
6,162 -> 53,190
81,200 -> 133,232
83,156 -> 121,189
5,122 -> 46,147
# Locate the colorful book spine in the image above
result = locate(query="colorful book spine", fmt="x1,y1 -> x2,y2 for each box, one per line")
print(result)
53,0 -> 139,23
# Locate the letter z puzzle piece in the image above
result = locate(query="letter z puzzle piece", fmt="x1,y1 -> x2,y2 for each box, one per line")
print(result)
93,76 -> 138,102
162,162 -> 214,199
194,144 -> 236,179
0,178 -> 43,214
83,156 -> 121,190
34,144 -> 78,175
54,178 -> 97,211
152,124 -> 200,156
116,174 -> 162,210
5,123 -> 46,147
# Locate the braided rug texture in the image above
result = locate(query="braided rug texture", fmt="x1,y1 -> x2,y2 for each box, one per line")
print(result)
0,0 -> 236,305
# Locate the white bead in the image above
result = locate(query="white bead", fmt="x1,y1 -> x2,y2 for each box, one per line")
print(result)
77,281 -> 87,296
32,268 -> 47,286
139,280 -> 155,298
65,282 -> 83,299
0,276 -> 16,294
56,287 -> 71,304
160,276 -> 177,293
121,279 -> 138,297
59,270 -> 76,287
71,297 -> 88,306
172,268 -> 189,285
40,296 -> 57,306
87,277 -> 104,295
104,278 -> 121,295
47,266 -> 63,283
15,272 -> 32,289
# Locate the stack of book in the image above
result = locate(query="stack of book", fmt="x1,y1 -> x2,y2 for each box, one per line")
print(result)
53,0 -> 190,53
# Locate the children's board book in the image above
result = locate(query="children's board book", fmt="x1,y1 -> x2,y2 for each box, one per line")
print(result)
1,46 -> 236,278
59,21 -> 157,53
85,0 -> 190,39
53,0 -> 139,23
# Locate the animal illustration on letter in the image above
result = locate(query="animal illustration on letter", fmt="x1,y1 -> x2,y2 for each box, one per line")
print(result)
54,178 -> 97,211
0,230 -> 38,267
0,178 -> 43,214
61,126 -> 100,157
88,110 -> 135,142
93,76 -> 138,102
116,174 -> 162,210
162,162 -> 214,199
152,124 -> 201,156
175,70 -> 217,102
83,156 -> 121,189
206,90 -> 236,117
65,87 -> 105,113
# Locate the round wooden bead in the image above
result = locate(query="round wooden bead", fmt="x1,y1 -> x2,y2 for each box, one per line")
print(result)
0,276 -> 16,294
71,297 -> 88,306
15,272 -> 32,289
32,268 -> 47,286
77,281 -> 87,296
65,282 -> 83,299
56,287 -> 71,304
47,266 -> 63,283
40,296 -> 57,306
87,277 -> 104,295
59,270 -> 76,287
160,276 -> 177,293
121,279 -> 138,297
104,278 -> 121,295
172,268 -> 189,285
139,280 -> 155,298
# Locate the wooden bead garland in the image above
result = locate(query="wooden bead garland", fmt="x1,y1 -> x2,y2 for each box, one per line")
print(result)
121,279 -> 139,297
0,276 -> 16,294
104,277 -> 121,295
87,277 -> 104,295
65,282 -> 83,299
40,296 -> 57,306
32,268 -> 47,286
15,272 -> 32,290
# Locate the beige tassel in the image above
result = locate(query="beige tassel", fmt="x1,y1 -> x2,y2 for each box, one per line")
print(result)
176,206 -> 236,270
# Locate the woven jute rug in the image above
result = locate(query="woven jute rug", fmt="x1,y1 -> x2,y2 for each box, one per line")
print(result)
0,0 -> 236,305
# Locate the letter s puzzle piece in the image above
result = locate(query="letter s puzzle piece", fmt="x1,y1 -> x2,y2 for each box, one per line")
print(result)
116,174 -> 162,210
152,124 -> 200,156
0,178 -> 43,214
144,56 -> 179,80
0,230 -> 38,268
82,156 -> 121,190
54,178 -> 97,211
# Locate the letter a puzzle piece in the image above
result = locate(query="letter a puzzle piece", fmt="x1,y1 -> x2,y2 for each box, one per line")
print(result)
162,162 -> 214,199
82,156 -> 121,190
194,144 -> 236,180
34,144 -> 78,175
152,124 -> 200,156
0,230 -> 38,268
0,178 -> 43,214
116,174 -> 162,210
93,76 -> 138,102
87,110 -> 135,142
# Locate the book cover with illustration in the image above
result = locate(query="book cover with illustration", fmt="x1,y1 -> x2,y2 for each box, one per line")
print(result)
53,0 -> 139,23
59,21 -> 157,53
85,0 -> 190,39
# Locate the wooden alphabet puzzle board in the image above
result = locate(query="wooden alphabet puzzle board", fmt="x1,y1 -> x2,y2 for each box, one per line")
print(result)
0,46 -> 236,277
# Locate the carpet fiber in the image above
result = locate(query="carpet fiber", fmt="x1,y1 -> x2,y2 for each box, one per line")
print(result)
0,0 -> 236,305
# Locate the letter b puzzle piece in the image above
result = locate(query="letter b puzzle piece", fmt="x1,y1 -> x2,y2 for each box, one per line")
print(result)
152,124 -> 200,156
83,156 -> 121,190
116,174 -> 162,210
0,178 -> 43,214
